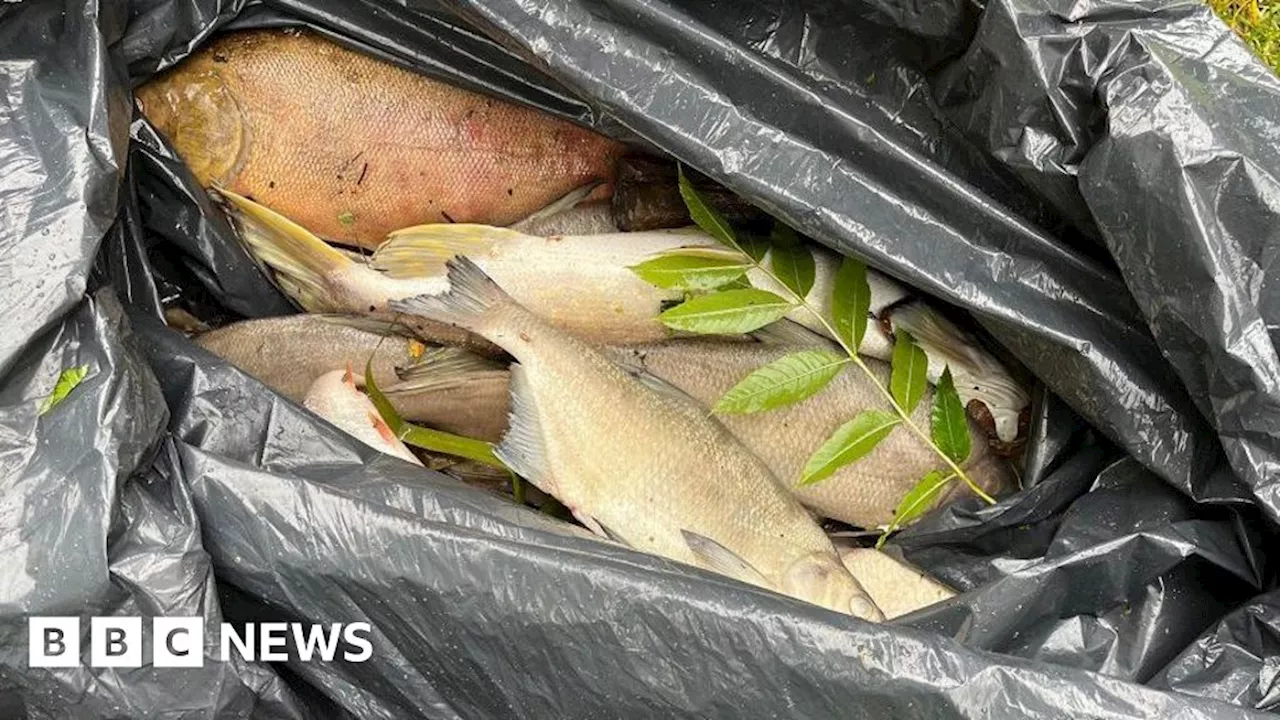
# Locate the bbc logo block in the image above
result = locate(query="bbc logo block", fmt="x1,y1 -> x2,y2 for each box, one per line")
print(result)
27,616 -> 371,667
28,617 -> 80,668
30,616 -> 203,669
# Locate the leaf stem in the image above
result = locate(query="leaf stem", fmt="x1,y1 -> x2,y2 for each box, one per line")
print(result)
750,257 -> 995,504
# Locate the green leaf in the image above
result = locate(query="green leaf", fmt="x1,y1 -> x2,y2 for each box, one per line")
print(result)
39,365 -> 89,415
890,330 -> 929,414
738,232 -> 771,262
511,472 -> 525,505
365,359 -> 507,470
365,358 -> 405,434
714,350 -> 849,415
876,470 -> 955,548
931,366 -> 971,463
629,248 -> 750,291
678,165 -> 738,251
832,257 -> 872,351
800,409 -> 901,485
659,288 -> 794,335
398,423 -> 508,469
768,227 -> 815,298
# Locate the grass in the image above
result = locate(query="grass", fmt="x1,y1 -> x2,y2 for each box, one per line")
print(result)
1209,0 -> 1280,72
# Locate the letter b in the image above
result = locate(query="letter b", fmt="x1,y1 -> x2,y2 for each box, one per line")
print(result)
29,617 -> 80,668
91,617 -> 141,668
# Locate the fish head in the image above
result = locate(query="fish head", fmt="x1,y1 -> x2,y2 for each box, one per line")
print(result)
780,551 -> 885,622
136,67 -> 249,188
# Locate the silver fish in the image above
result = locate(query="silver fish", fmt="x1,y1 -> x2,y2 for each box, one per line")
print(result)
390,256 -> 885,620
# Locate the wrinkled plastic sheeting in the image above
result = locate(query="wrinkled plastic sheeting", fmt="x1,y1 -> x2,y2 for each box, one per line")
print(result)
895,452 -> 1264,682
1155,590 -> 1280,712
0,292 -> 313,718
930,0 -> 1280,522
0,1 -> 132,375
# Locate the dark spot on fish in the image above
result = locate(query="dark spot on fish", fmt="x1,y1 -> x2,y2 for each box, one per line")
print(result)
245,194 -> 256,201
357,163 -> 368,186
268,181 -> 276,189
507,188 -> 513,196
877,313 -> 894,339
518,331 -> 531,343
213,51 -> 228,63
369,305 -> 377,312
441,211 -> 455,223
549,235 -> 563,243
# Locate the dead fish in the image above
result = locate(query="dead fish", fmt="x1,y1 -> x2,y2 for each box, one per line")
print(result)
401,329 -> 1014,530
216,188 -> 688,345
135,29 -> 624,248
192,314 -> 509,441
217,190 -> 1027,444
838,547 -> 956,619
303,367 -> 423,466
390,257 -> 885,620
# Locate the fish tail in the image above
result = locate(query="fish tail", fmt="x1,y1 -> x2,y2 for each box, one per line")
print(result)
373,224 -> 525,279
215,188 -> 352,312
389,256 -> 513,336
389,346 -> 506,395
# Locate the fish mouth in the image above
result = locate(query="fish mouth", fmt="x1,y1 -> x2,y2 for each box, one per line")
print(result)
969,401 -> 1030,457
878,298 -> 1030,446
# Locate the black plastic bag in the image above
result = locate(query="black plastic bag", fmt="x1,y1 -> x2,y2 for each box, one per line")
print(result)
3,0 -> 1280,716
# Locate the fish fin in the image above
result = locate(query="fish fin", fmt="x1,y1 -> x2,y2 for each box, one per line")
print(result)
373,224 -> 523,279
750,319 -> 833,347
312,313 -> 413,338
389,256 -> 512,334
492,363 -> 554,493
509,181 -> 603,232
214,188 -> 351,312
681,530 -> 771,588
598,522 -> 630,546
611,351 -> 699,404
390,347 -> 504,394
621,364 -> 704,406
570,509 -> 628,546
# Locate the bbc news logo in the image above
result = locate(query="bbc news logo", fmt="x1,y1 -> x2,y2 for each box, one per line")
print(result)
28,617 -> 373,668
